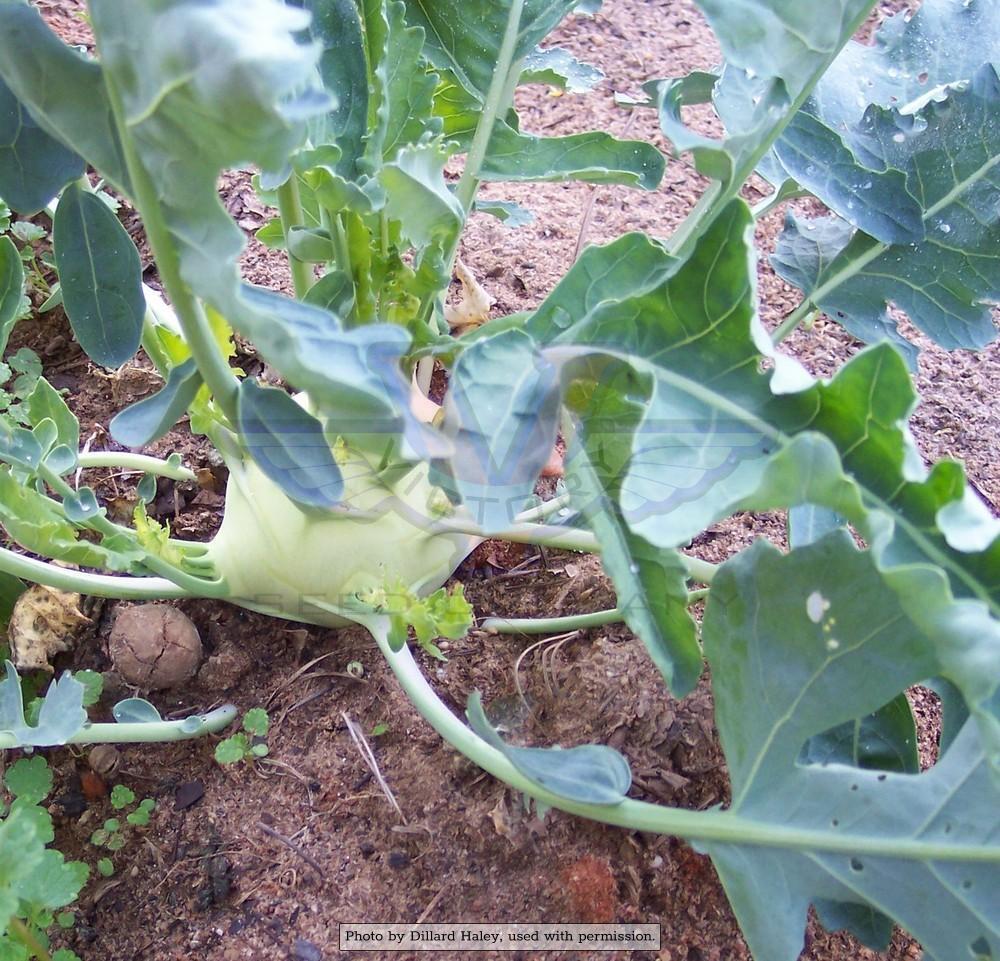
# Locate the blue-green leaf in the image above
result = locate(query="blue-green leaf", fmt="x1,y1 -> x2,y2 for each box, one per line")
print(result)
0,77 -> 84,214
702,534 -> 999,961
473,198 -> 534,227
432,328 -> 560,532
564,366 -> 702,697
0,662 -> 87,747
405,0 -> 579,102
521,46 -> 603,92
25,377 -> 79,451
110,358 -> 203,447
787,502 -> 847,549
292,0 -> 365,175
236,379 -> 344,510
0,2 -> 130,190
480,123 -> 665,190
112,698 -> 161,724
53,182 -> 144,367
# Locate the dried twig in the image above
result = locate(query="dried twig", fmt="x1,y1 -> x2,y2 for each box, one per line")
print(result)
342,711 -> 406,823
258,821 -> 325,880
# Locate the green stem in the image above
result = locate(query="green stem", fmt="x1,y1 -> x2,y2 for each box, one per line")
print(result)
438,518 -> 599,553
0,705 -> 239,751
514,493 -> 573,524
772,301 -> 821,344
77,451 -> 197,483
683,555 -> 717,585
750,189 -> 786,220
8,918 -> 52,961
376,632 -> 997,863
437,515 -> 718,582
0,544 -> 191,598
665,1 -> 879,261
483,588 -> 711,635
454,0 -> 525,213
483,608 -> 624,635
98,68 -> 239,423
276,175 -> 314,300
665,180 -> 721,255
331,211 -> 352,277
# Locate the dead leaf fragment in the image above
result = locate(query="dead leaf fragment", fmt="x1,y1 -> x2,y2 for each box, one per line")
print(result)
444,259 -> 494,334
8,585 -> 90,672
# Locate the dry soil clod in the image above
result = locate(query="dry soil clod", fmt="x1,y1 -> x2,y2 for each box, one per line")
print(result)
109,604 -> 203,690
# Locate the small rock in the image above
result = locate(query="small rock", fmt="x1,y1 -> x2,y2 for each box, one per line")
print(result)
88,744 -> 121,777
387,850 -> 410,869
358,840 -> 375,858
175,779 -> 205,810
110,605 -> 202,689
291,938 -> 322,961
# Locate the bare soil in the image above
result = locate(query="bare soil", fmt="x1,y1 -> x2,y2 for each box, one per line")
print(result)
5,2 -> 995,960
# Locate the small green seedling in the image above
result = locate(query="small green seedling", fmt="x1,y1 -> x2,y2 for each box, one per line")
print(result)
215,708 -> 270,765
90,787 -> 156,877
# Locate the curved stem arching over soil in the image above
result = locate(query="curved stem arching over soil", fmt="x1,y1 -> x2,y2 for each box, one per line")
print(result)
376,631 -> 995,864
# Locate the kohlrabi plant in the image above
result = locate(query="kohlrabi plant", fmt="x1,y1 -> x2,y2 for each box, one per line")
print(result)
0,0 -> 997,958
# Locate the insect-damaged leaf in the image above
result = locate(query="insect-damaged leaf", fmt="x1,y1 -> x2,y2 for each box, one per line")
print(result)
236,379 -> 344,510
532,201 -> 1000,616
640,0 -> 874,188
764,0 -> 1000,356
53,182 -> 144,368
701,534 -> 999,961
435,66 -> 664,189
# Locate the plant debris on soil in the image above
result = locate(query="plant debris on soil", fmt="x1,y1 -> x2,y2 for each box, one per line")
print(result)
5,1 -> 992,959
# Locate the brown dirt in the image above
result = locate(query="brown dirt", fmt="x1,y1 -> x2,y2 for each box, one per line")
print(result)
4,2 -> 996,961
